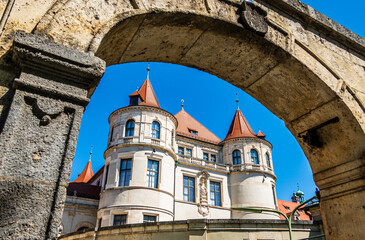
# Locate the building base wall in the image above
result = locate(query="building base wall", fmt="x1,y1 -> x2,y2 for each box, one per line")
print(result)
60,219 -> 324,240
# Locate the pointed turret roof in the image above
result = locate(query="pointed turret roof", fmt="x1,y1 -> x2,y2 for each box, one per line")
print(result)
73,160 -> 94,183
175,109 -> 221,144
257,130 -> 266,138
129,78 -> 160,108
223,109 -> 257,141
128,65 -> 160,108
138,78 -> 160,108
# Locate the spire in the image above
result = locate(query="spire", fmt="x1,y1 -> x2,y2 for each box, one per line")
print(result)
223,108 -> 257,141
236,93 -> 239,110
128,64 -> 160,108
181,99 -> 184,110
73,151 -> 94,183
88,146 -> 93,162
146,62 -> 150,80
138,78 -> 160,108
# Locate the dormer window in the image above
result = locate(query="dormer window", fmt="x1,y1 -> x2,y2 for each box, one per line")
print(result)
189,129 -> 198,136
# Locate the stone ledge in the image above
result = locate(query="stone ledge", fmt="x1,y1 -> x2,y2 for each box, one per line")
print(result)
59,218 -> 318,239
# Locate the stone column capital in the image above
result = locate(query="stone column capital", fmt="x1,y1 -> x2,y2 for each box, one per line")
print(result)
12,30 -> 105,102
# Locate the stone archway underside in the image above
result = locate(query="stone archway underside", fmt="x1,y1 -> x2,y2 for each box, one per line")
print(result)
0,0 -> 364,239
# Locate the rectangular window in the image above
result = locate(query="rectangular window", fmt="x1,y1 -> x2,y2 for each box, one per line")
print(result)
211,154 -> 216,162
203,153 -> 209,161
272,186 -> 277,207
119,159 -> 132,186
210,181 -> 221,206
109,126 -> 114,142
186,148 -> 192,157
143,215 -> 157,223
183,176 -> 195,202
147,160 -> 159,188
103,165 -> 109,189
113,214 -> 127,226
98,218 -> 102,229
178,147 -> 184,155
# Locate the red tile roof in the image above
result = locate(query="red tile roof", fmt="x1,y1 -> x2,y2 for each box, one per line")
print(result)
223,109 -> 257,141
175,109 -> 221,144
257,130 -> 266,138
72,161 -> 94,183
67,182 -> 101,200
130,78 -> 160,108
277,199 -> 311,220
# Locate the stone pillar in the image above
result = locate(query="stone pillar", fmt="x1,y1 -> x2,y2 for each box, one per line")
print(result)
314,159 -> 365,240
0,31 -> 105,239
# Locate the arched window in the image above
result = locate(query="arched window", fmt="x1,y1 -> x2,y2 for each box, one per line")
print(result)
152,121 -> 160,139
251,149 -> 259,164
266,153 -> 271,168
232,150 -> 241,165
125,119 -> 135,137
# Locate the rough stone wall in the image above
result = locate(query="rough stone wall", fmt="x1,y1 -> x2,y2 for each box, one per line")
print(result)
0,31 -> 105,239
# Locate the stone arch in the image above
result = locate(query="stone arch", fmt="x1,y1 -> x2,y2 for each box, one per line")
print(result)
1,0 -> 364,239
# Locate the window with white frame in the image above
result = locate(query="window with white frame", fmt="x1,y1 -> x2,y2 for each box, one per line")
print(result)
147,160 -> 159,188
210,181 -> 221,206
119,159 -> 132,186
210,154 -> 216,162
266,152 -> 271,168
109,126 -> 114,142
203,153 -> 209,161
178,146 -> 184,155
251,149 -> 259,164
103,165 -> 109,189
113,214 -> 127,226
125,119 -> 135,137
143,215 -> 157,223
232,150 -> 241,165
183,176 -> 195,202
186,148 -> 192,157
151,121 -> 160,139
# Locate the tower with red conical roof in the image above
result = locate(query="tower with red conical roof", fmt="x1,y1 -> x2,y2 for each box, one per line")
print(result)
221,98 -> 278,219
99,65 -> 177,227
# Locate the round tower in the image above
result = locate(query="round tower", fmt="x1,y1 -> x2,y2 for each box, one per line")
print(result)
98,70 -> 177,227
222,102 -> 279,219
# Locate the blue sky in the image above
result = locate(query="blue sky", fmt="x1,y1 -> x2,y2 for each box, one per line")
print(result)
70,0 -> 364,202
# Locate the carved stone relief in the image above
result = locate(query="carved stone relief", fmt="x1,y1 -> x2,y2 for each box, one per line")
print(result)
197,170 -> 210,217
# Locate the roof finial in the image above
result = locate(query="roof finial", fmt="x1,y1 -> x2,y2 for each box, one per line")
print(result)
236,93 -> 239,110
146,62 -> 150,80
88,146 -> 93,162
181,99 -> 184,110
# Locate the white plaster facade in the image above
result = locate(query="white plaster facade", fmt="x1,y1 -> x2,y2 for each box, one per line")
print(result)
97,103 -> 279,228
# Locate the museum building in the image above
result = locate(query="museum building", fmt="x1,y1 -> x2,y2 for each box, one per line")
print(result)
60,71 -> 320,239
